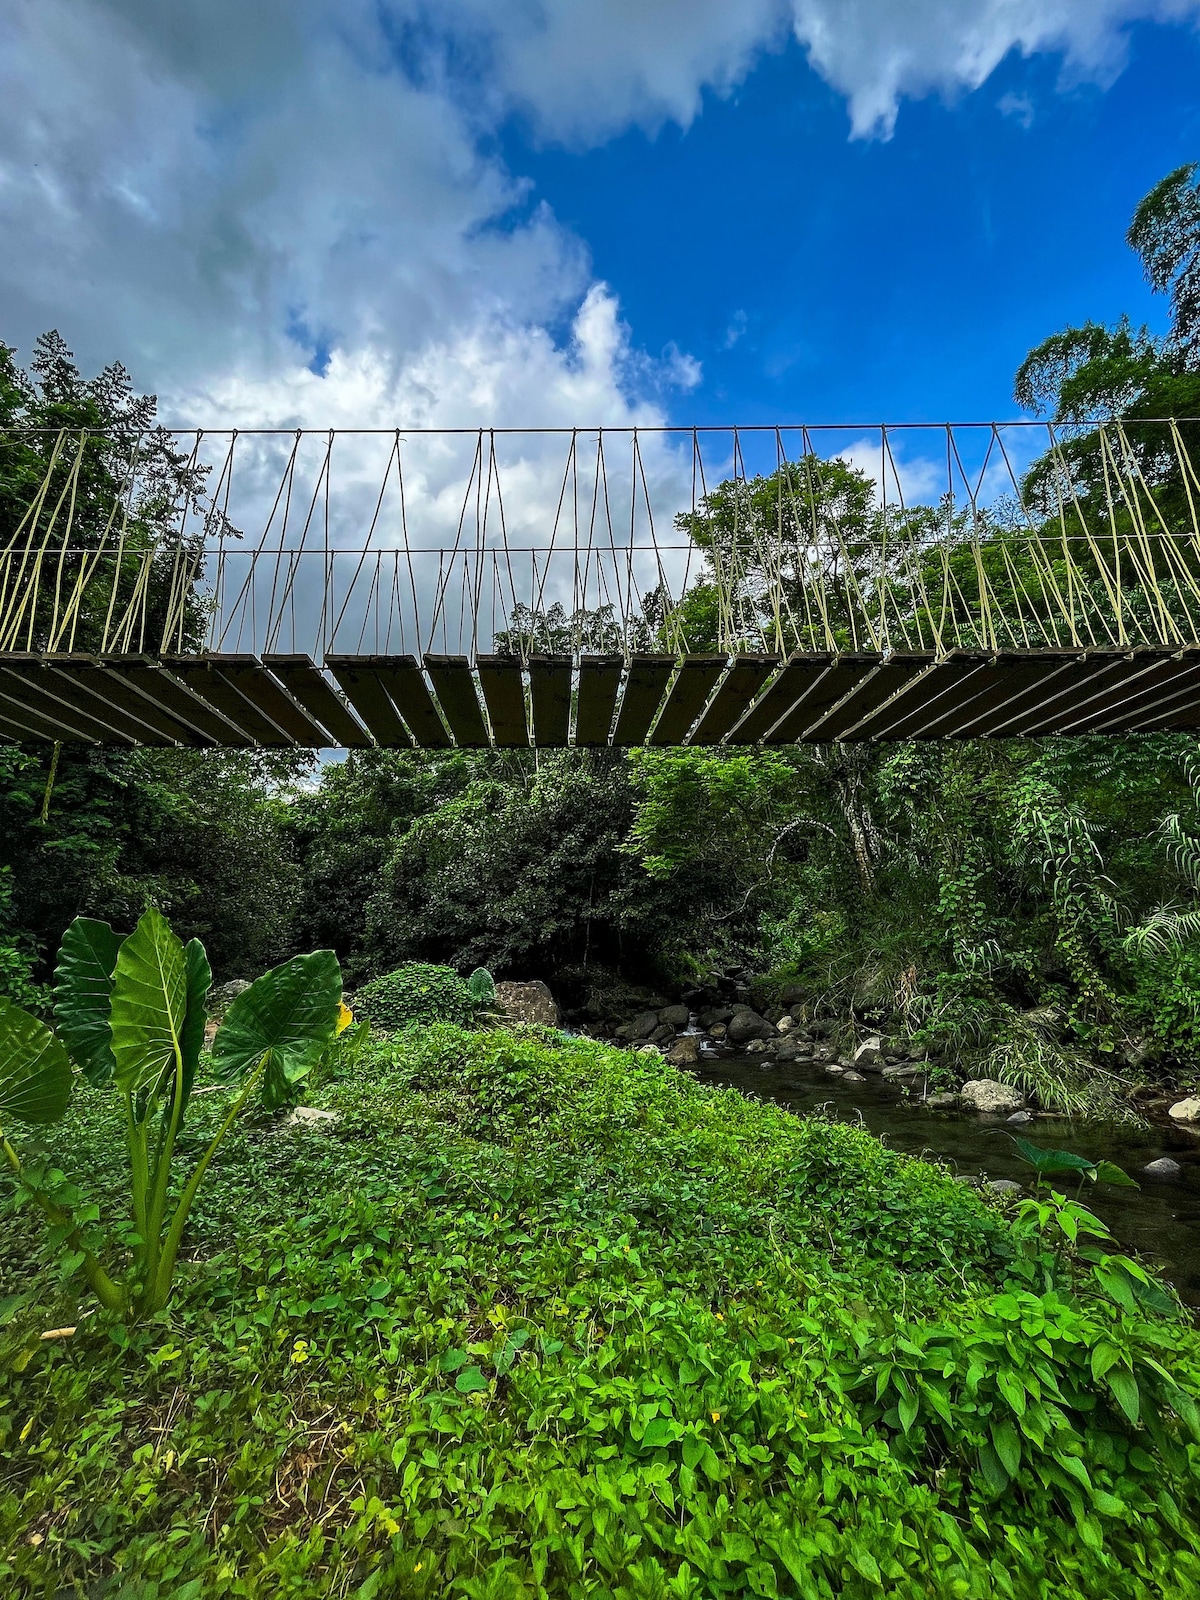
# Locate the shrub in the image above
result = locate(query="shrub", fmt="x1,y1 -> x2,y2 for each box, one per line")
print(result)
354,962 -> 479,1031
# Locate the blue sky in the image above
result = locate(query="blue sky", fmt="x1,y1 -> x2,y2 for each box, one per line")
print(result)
498,20 -> 1200,424
1,0 -> 1199,435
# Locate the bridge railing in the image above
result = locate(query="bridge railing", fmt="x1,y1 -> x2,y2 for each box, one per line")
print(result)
2,420 -> 1199,662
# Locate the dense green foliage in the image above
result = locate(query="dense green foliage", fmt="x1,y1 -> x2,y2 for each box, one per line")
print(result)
3,1027 -> 1199,1596
354,963 -> 481,1031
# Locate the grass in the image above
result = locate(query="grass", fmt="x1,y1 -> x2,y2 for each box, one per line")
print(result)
2,1025 -> 1200,1598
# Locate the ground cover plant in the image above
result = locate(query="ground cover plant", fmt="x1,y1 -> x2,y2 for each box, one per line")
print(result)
353,963 -> 484,1031
2,1026 -> 1200,1598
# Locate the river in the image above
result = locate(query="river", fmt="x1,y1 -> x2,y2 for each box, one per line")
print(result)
685,1047 -> 1200,1306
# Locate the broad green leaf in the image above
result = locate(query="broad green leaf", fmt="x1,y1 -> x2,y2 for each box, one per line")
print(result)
1094,1262 -> 1138,1314
53,917 -> 121,1086
977,1441 -> 1010,1496
109,909 -> 188,1098
1094,1160 -> 1139,1189
467,966 -> 496,1003
1017,1145 -> 1100,1184
0,1000 -> 73,1126
991,1417 -> 1022,1478
455,1365 -> 488,1393
210,949 -> 342,1090
1106,1368 -> 1140,1426
175,939 -> 212,1120
1130,1275 -> 1177,1317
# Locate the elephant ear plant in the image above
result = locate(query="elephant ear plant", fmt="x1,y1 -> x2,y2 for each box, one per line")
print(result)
0,909 -> 344,1320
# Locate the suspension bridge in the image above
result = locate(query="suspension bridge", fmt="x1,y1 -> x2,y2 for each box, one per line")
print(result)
2,420 -> 1200,749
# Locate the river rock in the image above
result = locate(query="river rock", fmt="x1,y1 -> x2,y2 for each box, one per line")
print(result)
649,1023 -> 675,1044
666,1035 -> 701,1066
777,1015 -> 795,1034
841,1070 -> 867,1084
659,1004 -> 691,1030
985,1178 -> 1022,1195
883,1064 -> 923,1081
709,1023 -> 727,1040
925,1091 -> 959,1109
699,1007 -> 732,1030
854,1034 -> 883,1068
283,1106 -> 340,1132
615,1010 -> 661,1042
825,1063 -> 845,1075
727,1010 -> 775,1045
779,985 -> 807,1006
495,981 -> 560,1028
207,978 -> 250,1017
1169,1097 -> 1200,1124
745,1039 -> 769,1054
960,1079 -> 1025,1114
1144,1156 -> 1183,1178
1007,1110 -> 1034,1126
775,1040 -> 800,1062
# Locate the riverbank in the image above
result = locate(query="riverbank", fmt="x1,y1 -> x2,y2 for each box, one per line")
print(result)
3,1025 -> 1200,1597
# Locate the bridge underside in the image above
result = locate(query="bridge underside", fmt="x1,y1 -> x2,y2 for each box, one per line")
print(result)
2,648 -> 1199,749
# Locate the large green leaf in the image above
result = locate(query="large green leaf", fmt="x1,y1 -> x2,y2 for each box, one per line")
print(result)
175,939 -> 213,1119
1011,1137 -> 1096,1176
109,909 -> 188,1099
53,917 -> 122,1086
0,999 -> 74,1126
210,950 -> 342,1091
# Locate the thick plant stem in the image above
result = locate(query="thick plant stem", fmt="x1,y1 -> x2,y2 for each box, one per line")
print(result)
145,1059 -> 266,1314
1,1133 -> 127,1315
142,1045 -> 189,1291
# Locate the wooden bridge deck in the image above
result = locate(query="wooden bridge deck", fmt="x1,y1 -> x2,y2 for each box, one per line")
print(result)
1,649 -> 1198,749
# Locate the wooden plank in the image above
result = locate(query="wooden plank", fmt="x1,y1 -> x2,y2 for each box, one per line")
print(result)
264,655 -> 373,748
848,653 -> 988,741
947,652 -> 1094,739
725,656 -> 834,745
1087,659 -> 1200,733
203,658 -> 328,747
574,655 -> 623,746
38,663 -> 180,746
372,658 -> 451,748
648,656 -> 728,746
768,656 -> 881,744
0,654 -> 173,745
803,656 -> 930,741
0,688 -> 82,743
424,655 -> 489,748
1051,651 -> 1200,734
918,654 -> 1080,739
612,655 -> 676,746
527,657 -> 573,747
997,652 -> 1148,736
325,657 -> 414,746
475,656 -> 528,747
163,657 -> 296,746
688,655 -> 780,745
104,658 -> 255,747
0,664 -> 130,743
47,657 -> 200,745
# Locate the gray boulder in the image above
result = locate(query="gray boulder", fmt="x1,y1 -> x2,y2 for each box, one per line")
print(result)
659,1004 -> 691,1030
283,1106 -> 340,1132
985,1178 -> 1023,1195
1144,1156 -> 1183,1179
666,1035 -> 702,1066
960,1078 -> 1025,1114
699,1006 -> 733,1030
615,1010 -> 661,1042
495,980 -> 560,1028
779,985 -> 807,1006
1006,1110 -> 1034,1126
925,1091 -> 959,1110
649,1024 -> 675,1044
854,1034 -> 883,1069
775,1040 -> 800,1062
841,1070 -> 867,1084
208,978 -> 250,1017
882,1064 -> 923,1081
727,1010 -> 775,1045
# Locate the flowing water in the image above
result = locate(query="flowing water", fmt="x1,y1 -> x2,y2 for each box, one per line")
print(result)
682,1042 -> 1200,1306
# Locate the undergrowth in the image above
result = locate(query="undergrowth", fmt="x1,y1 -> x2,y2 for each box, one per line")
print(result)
1,1027 -> 1199,1598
